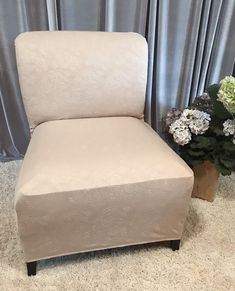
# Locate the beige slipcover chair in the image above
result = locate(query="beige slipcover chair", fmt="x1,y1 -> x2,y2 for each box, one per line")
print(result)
15,31 -> 194,276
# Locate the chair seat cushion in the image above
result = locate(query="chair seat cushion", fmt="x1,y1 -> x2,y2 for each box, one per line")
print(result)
15,117 -> 193,261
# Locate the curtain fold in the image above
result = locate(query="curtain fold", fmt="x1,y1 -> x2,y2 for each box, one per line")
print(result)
0,0 -> 49,161
57,0 -> 148,34
146,0 -> 235,130
205,0 -> 235,85
0,0 -> 235,161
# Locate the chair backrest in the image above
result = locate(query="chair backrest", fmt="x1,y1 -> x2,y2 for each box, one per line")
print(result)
15,31 -> 148,130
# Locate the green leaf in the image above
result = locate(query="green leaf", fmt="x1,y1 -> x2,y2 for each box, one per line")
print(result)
187,149 -> 205,157
180,150 -> 205,166
219,157 -> 235,168
207,84 -> 220,101
190,143 -> 203,149
210,126 -> 224,136
223,141 -> 235,152
214,100 -> 231,119
207,137 -> 217,148
214,157 -> 232,176
190,136 -> 211,148
220,169 -> 231,176
207,84 -> 231,119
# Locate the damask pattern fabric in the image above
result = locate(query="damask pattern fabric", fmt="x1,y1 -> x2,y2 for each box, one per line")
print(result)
15,117 -> 193,261
15,31 -> 147,129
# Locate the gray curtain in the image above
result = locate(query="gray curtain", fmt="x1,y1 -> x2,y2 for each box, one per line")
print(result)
57,0 -> 148,33
146,0 -> 235,129
0,0 -> 49,161
0,0 -> 235,161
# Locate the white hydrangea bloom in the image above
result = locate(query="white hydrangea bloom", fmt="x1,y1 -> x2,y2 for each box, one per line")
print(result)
181,109 -> 210,122
223,119 -> 235,144
169,119 -> 192,145
168,109 -> 211,145
189,118 -> 210,135
173,130 -> 192,146
169,118 -> 187,135
223,119 -> 235,136
180,109 -> 211,135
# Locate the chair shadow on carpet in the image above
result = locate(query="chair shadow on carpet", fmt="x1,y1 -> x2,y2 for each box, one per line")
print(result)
182,200 -> 204,243
216,175 -> 235,201
38,241 -> 170,271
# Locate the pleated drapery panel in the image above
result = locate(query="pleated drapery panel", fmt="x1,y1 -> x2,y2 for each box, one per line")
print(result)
145,0 -> 235,129
57,0 -> 148,34
0,0 -> 49,161
0,0 -> 235,160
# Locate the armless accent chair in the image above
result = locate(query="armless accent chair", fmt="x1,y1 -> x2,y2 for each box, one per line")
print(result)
15,31 -> 193,276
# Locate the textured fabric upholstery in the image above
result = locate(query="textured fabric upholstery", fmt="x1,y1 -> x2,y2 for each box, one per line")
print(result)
15,31 -> 194,264
15,31 -> 147,130
15,117 -> 193,262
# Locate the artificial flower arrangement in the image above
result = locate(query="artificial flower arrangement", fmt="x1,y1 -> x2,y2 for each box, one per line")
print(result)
164,76 -> 235,177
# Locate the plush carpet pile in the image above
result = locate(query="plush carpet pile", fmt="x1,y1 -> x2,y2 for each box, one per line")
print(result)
0,161 -> 234,291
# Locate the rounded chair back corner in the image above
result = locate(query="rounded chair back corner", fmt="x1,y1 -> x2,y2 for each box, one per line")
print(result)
15,31 -> 148,129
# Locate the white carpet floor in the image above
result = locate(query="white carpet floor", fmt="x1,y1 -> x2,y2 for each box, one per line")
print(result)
0,161 -> 234,291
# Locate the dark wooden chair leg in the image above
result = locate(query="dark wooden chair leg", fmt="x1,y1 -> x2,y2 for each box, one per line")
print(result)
170,240 -> 181,251
26,261 -> 37,276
